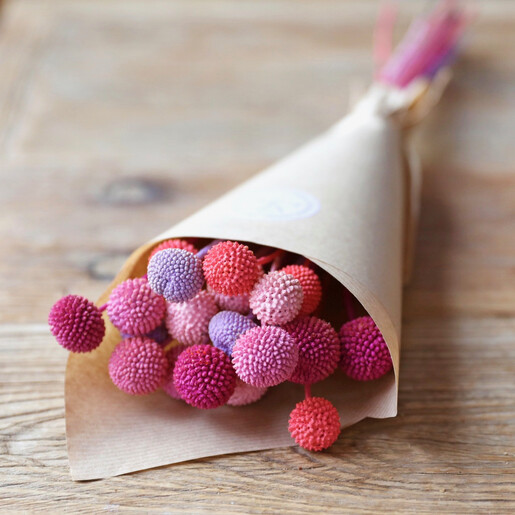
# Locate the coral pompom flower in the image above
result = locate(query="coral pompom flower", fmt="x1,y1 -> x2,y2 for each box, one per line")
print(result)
249,271 -> 303,325
288,397 -> 341,452
148,238 -> 197,262
232,326 -> 298,387
203,241 -> 261,296
107,277 -> 166,336
173,345 -> 236,409
281,264 -> 322,316
208,310 -> 256,356
284,316 -> 340,385
166,290 -> 218,346
147,247 -> 204,303
108,337 -> 168,395
339,316 -> 393,381
48,295 -> 105,353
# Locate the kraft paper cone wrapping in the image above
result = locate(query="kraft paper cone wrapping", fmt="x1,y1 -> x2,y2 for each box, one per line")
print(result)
65,86 -> 420,480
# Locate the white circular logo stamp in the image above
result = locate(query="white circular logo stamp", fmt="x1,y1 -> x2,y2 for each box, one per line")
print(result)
231,188 -> 320,221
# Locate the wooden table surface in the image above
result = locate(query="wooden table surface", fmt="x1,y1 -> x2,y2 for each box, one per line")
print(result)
1,0 -> 514,512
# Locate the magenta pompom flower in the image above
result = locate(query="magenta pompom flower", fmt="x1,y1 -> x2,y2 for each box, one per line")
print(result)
232,326 -> 298,387
288,397 -> 341,451
162,343 -> 187,399
249,271 -> 303,325
339,316 -> 393,381
173,345 -> 236,409
203,241 -> 261,296
148,238 -> 197,262
227,379 -> 267,407
284,316 -> 340,384
166,290 -> 218,346
147,248 -> 204,303
48,295 -> 105,353
107,277 -> 166,336
281,264 -> 322,316
108,337 -> 168,395
208,310 -> 256,356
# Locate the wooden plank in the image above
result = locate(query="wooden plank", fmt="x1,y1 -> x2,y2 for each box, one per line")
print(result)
1,0 -> 514,512
1,319 -> 514,512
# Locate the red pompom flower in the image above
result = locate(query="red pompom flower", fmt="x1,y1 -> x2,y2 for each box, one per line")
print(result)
288,397 -> 341,451
281,264 -> 322,316
203,241 -> 261,296
148,238 -> 197,262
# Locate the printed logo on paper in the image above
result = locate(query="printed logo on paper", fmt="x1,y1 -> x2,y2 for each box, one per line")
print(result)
231,188 -> 320,222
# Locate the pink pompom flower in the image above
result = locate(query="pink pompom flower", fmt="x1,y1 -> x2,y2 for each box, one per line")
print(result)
209,286 -> 250,315
108,337 -> 168,395
166,290 -> 218,346
227,379 -> 268,407
232,326 -> 298,387
249,271 -> 303,325
107,277 -> 166,336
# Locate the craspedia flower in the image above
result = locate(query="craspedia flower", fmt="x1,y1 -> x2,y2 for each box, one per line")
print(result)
108,337 -> 168,395
48,295 -> 105,352
339,316 -> 393,381
249,271 -> 303,325
166,290 -> 218,346
232,326 -> 298,387
148,238 -> 197,262
281,264 -> 322,316
208,310 -> 256,356
203,241 -> 261,296
284,316 -> 340,384
173,345 -> 236,409
147,248 -> 204,303
162,343 -> 187,399
227,379 -> 267,406
107,277 -> 166,335
288,397 -> 341,451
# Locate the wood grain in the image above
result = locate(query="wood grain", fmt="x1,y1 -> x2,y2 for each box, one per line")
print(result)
1,0 -> 514,512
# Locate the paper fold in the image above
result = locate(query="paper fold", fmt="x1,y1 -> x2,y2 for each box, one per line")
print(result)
65,87 -> 418,480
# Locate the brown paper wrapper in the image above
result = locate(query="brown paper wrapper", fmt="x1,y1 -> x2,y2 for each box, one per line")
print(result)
65,86 -> 422,480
